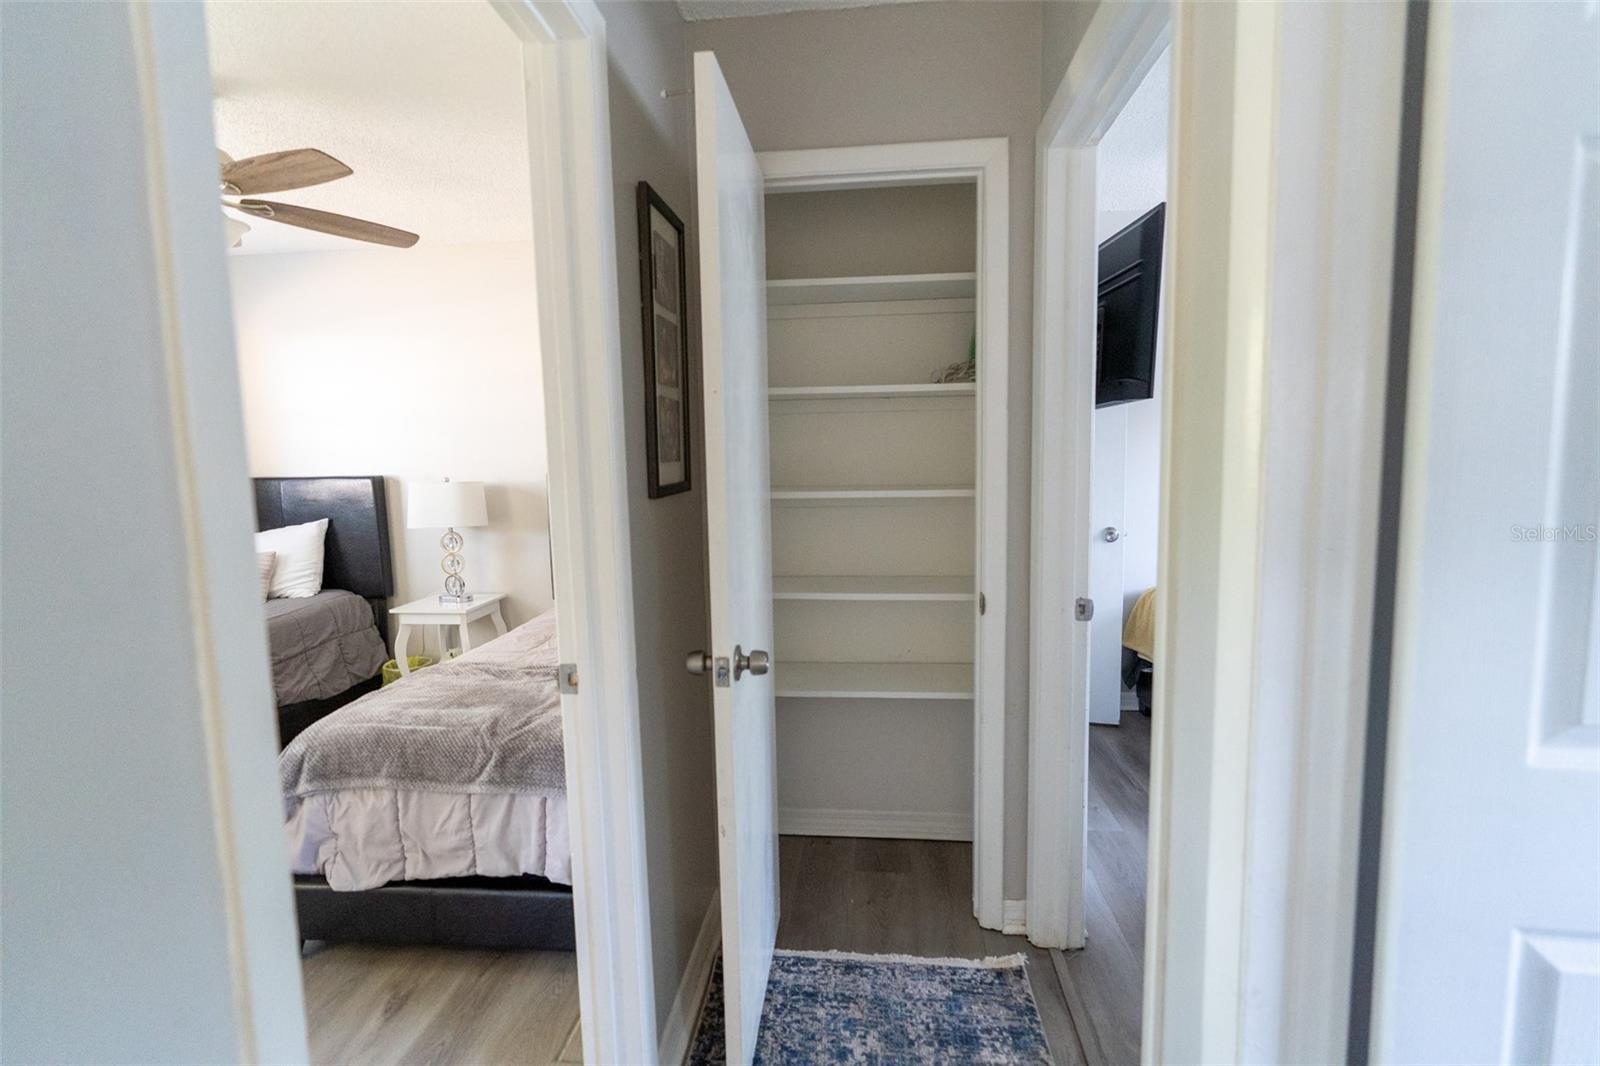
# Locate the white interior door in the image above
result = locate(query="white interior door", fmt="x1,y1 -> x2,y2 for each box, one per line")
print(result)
1372,3 -> 1599,1061
1089,405 -> 1127,725
694,50 -> 779,1066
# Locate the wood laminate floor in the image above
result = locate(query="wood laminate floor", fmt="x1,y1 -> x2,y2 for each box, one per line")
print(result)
299,714 -> 1149,1066
300,942 -> 582,1065
776,835 -> 1089,1065
776,713 -> 1149,1066
1052,712 -> 1152,1066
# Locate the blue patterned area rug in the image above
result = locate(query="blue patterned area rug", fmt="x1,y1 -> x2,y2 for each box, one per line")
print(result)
686,949 -> 1055,1065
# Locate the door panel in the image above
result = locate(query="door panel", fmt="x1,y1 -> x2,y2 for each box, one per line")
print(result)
1373,3 -> 1599,1061
1090,405 -> 1127,725
694,50 -> 778,1066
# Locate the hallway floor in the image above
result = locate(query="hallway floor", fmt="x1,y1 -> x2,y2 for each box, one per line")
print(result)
1054,711 -> 1151,1064
778,710 -> 1149,1066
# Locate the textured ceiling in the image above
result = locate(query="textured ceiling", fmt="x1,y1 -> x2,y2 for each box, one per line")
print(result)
676,0 -> 930,21
1096,48 -> 1169,230
205,1 -> 530,255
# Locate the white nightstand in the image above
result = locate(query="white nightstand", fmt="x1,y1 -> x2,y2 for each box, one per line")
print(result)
390,593 -> 509,677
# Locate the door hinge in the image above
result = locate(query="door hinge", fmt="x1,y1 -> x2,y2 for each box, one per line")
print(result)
557,663 -> 580,694
979,592 -> 987,616
1075,597 -> 1094,621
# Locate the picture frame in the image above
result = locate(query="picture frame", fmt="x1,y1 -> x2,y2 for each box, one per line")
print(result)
637,182 -> 692,498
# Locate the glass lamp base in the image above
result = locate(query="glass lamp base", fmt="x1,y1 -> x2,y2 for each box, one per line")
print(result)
440,564 -> 470,603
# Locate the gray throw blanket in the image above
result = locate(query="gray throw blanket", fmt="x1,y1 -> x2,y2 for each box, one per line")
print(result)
264,590 -> 387,705
279,612 -> 566,810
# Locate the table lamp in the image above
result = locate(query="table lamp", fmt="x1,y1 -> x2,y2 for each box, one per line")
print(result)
407,478 -> 489,603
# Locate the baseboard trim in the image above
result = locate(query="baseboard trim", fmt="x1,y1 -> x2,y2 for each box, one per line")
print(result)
779,807 -> 973,841
658,889 -> 721,1066
1002,898 -> 1028,936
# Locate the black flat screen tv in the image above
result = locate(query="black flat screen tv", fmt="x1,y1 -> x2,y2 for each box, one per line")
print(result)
1095,203 -> 1164,407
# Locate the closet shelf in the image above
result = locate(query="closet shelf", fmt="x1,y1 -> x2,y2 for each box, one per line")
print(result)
768,383 -> 976,401
770,486 -> 975,504
766,272 -> 977,306
775,661 -> 975,701
772,575 -> 975,602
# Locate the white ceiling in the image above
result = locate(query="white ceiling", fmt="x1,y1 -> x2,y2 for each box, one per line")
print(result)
676,0 -> 930,21
1096,48 -> 1169,243
205,1 -> 530,255
1096,48 -> 1170,222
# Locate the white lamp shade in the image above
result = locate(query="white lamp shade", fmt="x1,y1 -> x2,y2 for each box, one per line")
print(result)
407,480 -> 488,529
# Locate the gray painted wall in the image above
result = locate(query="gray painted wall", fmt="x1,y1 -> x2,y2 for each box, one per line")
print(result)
690,0 -> 1046,895
1042,1 -> 1101,111
766,184 -> 977,279
597,0 -> 721,1041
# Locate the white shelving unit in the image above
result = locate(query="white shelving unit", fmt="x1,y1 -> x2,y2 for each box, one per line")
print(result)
766,272 -> 976,306
771,485 -> 974,503
764,194 -> 982,842
774,661 -> 975,701
768,383 -> 975,402
772,575 -> 975,602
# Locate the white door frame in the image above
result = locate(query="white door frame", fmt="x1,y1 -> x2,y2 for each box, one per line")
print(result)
757,138 -> 1011,930
490,3 -> 659,1062
1026,0 -> 1170,955
124,2 -> 658,1062
1028,2 -> 1411,1062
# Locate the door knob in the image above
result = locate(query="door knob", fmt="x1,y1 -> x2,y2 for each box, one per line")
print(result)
733,645 -> 770,680
686,651 -> 713,675
1102,526 -> 1122,543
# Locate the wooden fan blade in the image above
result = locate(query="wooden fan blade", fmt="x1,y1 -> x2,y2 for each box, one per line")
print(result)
221,149 -> 352,195
235,199 -> 419,248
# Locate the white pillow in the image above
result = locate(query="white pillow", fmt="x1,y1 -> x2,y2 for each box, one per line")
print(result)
256,551 -> 276,601
254,518 -> 328,599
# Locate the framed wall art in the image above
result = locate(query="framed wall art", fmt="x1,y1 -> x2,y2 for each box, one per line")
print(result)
637,182 -> 691,498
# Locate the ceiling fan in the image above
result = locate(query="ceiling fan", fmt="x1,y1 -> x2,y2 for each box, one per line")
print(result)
218,148 -> 419,250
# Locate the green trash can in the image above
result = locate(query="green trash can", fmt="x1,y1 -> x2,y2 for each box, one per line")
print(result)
382,655 -> 435,685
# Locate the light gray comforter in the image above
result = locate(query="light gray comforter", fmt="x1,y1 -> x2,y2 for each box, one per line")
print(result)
279,612 -> 565,811
264,590 -> 387,705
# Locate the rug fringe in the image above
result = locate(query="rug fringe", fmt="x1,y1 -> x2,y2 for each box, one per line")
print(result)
774,948 -> 1029,969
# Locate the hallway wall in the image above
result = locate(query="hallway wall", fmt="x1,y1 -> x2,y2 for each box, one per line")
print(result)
598,0 -> 721,1044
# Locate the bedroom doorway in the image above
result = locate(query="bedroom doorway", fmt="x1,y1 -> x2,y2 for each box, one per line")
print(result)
210,0 -> 585,1053
1027,3 -> 1414,1061
64,1 -> 660,1062
1048,43 -> 1171,1064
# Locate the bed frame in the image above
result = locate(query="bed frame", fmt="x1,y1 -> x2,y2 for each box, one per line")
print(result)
258,477 -> 575,952
255,476 -> 393,745
295,874 -> 575,951
254,476 -> 395,644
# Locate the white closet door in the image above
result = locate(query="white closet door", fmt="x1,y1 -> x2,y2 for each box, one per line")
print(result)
1089,405 -> 1127,725
694,50 -> 779,1066
1372,3 -> 1599,1061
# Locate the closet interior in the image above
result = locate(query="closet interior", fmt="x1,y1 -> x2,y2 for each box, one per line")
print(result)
765,181 -> 983,841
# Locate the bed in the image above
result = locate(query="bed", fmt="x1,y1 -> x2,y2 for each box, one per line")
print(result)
254,477 -> 393,746
1121,586 -> 1156,716
281,610 -> 575,951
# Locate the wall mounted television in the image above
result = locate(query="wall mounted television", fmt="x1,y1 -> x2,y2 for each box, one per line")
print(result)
1095,202 -> 1165,407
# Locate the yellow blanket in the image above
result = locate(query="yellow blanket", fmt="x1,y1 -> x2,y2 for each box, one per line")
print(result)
1122,587 -> 1156,663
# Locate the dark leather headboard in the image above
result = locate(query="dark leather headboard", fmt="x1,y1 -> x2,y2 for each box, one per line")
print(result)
253,478 -> 395,641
